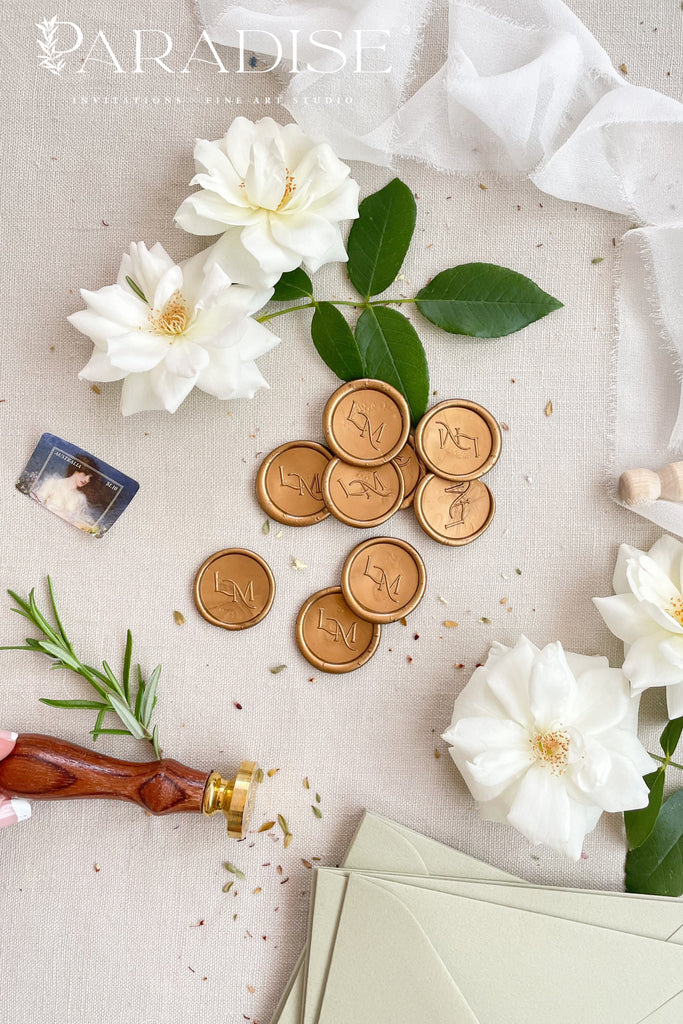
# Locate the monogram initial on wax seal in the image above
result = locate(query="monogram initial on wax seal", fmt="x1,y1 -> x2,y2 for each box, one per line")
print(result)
295,586 -> 381,673
322,378 -> 410,467
393,434 -> 426,510
413,476 -> 495,546
194,549 -> 275,630
256,440 -> 332,527
414,399 -> 501,481
341,537 -> 427,624
321,457 -> 405,528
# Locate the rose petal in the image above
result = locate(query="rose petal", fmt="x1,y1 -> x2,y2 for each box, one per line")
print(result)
78,350 -> 127,383
612,543 -> 645,595
149,362 -> 198,413
592,594 -> 662,644
164,341 -> 210,379
647,534 -> 683,588
240,219 -> 300,277
68,309 -> 129,350
80,285 -> 148,328
666,681 -> 683,719
528,642 -> 576,729
120,372 -> 167,416
626,554 -> 681,613
623,632 -> 683,690
507,765 -> 572,849
107,331 -> 169,373
570,668 -> 631,735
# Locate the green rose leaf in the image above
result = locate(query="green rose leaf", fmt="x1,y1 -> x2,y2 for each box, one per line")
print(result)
625,786 -> 683,896
272,268 -> 314,301
310,302 -> 365,382
355,306 -> 429,425
660,715 -> 683,757
624,768 -> 665,851
415,264 -> 563,337
347,178 -> 417,298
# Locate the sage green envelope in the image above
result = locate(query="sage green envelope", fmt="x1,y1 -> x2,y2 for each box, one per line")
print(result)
316,875 -> 683,1024
269,812 -> 518,1024
303,869 -> 683,1024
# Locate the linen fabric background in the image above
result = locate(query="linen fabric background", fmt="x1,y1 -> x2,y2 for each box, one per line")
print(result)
0,2 -> 680,1022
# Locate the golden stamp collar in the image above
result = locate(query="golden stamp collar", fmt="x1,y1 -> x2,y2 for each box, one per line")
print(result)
194,548 -> 275,630
256,440 -> 332,527
341,537 -> 427,624
322,378 -> 410,467
414,399 -> 501,481
413,475 -> 495,546
295,586 -> 381,674
322,457 -> 405,529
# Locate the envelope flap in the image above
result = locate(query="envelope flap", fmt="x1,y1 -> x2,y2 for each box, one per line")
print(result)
317,874 -> 479,1024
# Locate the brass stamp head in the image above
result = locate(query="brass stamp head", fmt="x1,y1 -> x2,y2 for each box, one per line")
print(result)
414,400 -> 501,481
194,549 -> 275,630
295,586 -> 381,674
256,440 -> 332,527
413,475 -> 495,546
321,458 -> 405,529
341,537 -> 427,624
202,760 -> 260,838
394,434 -> 426,510
322,379 -> 410,467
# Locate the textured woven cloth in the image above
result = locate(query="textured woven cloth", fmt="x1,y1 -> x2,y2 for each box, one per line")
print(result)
0,2 -> 680,1022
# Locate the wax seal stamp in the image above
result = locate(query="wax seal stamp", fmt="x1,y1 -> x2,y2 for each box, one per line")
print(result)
0,733 -> 260,839
413,475 -> 495,546
194,549 -> 275,630
322,378 -> 410,467
321,458 -> 405,528
256,440 -> 332,526
393,434 -> 426,510
341,537 -> 426,624
414,399 -> 501,481
295,586 -> 381,673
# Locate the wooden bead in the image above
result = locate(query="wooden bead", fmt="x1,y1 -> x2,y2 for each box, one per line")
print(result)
619,461 -> 683,506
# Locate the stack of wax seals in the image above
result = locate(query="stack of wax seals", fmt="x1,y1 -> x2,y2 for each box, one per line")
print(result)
412,399 -> 502,546
255,379 -> 425,531
256,379 -> 502,545
295,537 -> 426,673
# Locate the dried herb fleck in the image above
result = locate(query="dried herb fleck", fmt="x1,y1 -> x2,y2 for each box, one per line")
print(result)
270,665 -> 287,675
312,805 -> 322,820
262,520 -> 270,535
258,821 -> 275,833
173,610 -> 185,626
224,862 -> 246,881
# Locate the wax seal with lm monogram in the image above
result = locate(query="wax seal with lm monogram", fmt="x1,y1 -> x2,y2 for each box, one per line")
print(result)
295,586 -> 381,673
322,458 -> 405,528
341,538 -> 426,624
194,549 -> 275,630
322,378 -> 410,468
256,440 -> 332,527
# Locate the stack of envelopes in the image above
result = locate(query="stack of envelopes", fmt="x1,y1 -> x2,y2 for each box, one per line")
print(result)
271,811 -> 683,1024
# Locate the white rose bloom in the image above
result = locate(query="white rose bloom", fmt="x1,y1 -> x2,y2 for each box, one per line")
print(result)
594,534 -> 683,719
69,242 -> 278,416
442,636 -> 652,859
174,116 -> 360,288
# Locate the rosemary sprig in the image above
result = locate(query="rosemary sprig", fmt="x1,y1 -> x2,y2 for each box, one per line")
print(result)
0,578 -> 161,758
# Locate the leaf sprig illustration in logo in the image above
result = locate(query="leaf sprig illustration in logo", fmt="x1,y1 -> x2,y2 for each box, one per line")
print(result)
37,16 -> 65,77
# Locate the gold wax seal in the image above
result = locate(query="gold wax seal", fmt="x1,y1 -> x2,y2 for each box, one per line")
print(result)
393,434 -> 426,510
322,378 -> 410,467
321,457 -> 405,529
414,400 -> 501,481
256,440 -> 332,527
194,549 -> 275,630
295,586 -> 381,674
341,537 -> 426,624
413,475 -> 495,546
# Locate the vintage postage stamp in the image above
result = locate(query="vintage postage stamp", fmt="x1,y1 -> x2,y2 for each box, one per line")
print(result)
16,433 -> 139,537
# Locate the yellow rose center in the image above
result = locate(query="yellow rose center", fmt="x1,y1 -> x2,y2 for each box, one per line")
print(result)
531,728 -> 570,775
148,290 -> 189,337
669,597 -> 683,626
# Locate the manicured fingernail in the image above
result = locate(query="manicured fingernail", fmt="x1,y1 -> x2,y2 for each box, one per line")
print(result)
0,731 -> 17,760
0,797 -> 31,828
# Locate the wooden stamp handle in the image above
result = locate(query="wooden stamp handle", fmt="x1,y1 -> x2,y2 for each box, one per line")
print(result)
0,734 -> 209,815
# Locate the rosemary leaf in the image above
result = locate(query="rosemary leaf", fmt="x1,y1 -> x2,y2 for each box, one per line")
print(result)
125,275 -> 148,304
